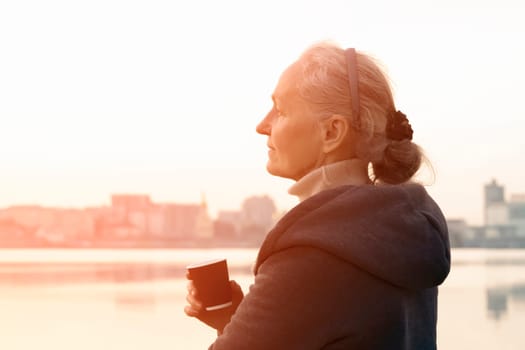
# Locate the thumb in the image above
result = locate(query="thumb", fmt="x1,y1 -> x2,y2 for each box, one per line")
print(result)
229,280 -> 244,304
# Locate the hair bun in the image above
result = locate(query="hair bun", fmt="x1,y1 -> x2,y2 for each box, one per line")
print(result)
372,140 -> 422,184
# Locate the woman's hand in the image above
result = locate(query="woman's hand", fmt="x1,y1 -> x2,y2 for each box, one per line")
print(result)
184,274 -> 244,333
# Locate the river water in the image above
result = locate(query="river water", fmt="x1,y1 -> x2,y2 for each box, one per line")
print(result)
0,248 -> 523,349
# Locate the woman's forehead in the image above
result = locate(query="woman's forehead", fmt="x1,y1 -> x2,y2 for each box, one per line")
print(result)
273,62 -> 302,107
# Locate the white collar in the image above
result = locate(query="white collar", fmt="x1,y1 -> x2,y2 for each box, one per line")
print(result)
288,159 -> 370,202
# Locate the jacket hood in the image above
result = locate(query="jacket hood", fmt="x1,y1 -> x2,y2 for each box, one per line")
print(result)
255,183 -> 451,290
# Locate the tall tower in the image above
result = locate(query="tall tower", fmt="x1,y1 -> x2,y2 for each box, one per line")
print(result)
484,179 -> 506,226
195,192 -> 213,239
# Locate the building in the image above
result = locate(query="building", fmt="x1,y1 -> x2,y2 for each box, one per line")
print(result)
146,197 -> 212,240
194,195 -> 214,239
447,218 -> 470,247
508,195 -> 525,236
0,206 -> 95,244
484,179 -> 507,225
216,210 -> 243,238
0,190 -> 284,247
452,179 -> 525,248
110,194 -> 151,235
484,180 -> 525,238
240,195 -> 276,237
0,205 -> 56,231
161,203 -> 205,239
0,219 -> 27,242
111,194 -> 151,213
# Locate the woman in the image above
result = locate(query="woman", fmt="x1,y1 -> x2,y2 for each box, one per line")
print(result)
185,42 -> 451,349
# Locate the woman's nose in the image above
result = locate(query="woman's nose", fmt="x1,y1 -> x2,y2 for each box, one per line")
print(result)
256,108 -> 274,135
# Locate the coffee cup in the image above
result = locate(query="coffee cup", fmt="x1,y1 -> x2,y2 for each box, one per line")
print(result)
186,258 -> 232,311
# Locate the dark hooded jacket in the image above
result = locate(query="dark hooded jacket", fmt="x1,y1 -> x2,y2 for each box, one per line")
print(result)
210,183 -> 451,349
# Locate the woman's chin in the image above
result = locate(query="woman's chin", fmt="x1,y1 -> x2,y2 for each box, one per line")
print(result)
266,163 -> 283,178
266,163 -> 278,176
266,164 -> 296,180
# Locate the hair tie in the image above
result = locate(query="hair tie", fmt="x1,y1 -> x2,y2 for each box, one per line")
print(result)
386,110 -> 413,141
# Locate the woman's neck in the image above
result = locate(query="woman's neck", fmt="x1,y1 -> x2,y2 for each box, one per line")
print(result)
288,159 -> 370,202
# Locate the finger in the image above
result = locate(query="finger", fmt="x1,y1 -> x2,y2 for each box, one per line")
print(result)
230,280 -> 241,291
186,280 -> 196,293
186,271 -> 192,280
186,292 -> 203,309
187,282 -> 199,298
230,280 -> 243,296
184,305 -> 200,317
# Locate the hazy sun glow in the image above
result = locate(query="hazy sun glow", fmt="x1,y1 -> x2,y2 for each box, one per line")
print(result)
1,0 -> 524,224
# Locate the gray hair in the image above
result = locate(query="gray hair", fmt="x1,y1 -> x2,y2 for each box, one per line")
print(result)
296,42 -> 422,184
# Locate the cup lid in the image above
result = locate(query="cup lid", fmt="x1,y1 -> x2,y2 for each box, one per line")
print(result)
186,258 -> 226,269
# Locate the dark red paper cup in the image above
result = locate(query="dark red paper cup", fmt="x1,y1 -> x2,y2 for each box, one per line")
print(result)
186,258 -> 232,311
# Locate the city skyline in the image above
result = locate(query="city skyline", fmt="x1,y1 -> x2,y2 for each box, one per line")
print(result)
0,192 -> 278,248
2,176 -> 522,226
1,0 -> 524,226
0,191 -> 278,221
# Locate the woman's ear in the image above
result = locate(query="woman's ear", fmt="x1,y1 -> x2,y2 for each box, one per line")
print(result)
319,114 -> 350,154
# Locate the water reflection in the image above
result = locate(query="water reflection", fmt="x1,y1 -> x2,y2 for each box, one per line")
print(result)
0,263 -> 183,285
0,263 -> 252,286
114,291 -> 157,310
1,249 -> 524,350
486,283 -> 525,320
511,284 -> 525,302
487,288 -> 508,320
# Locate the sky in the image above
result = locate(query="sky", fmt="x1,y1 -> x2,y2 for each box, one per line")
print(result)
0,0 -> 524,225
